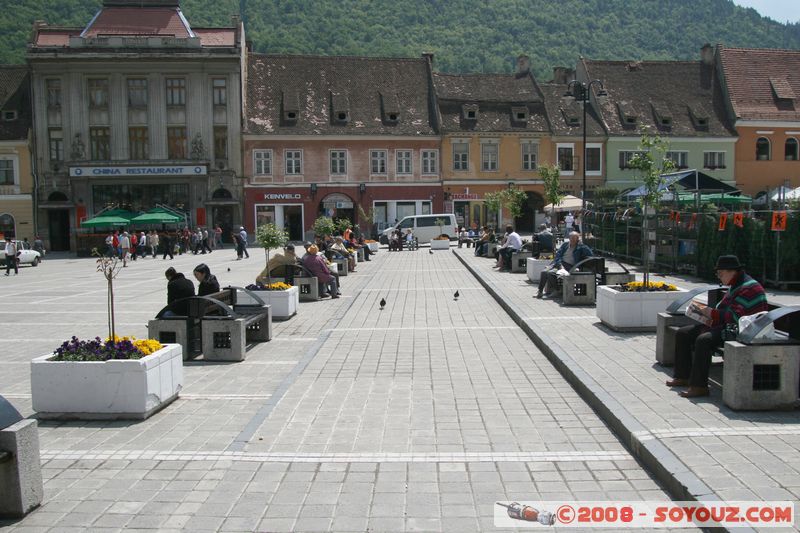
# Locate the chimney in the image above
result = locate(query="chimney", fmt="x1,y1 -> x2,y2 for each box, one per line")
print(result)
552,67 -> 575,85
701,43 -> 714,66
422,52 -> 434,66
515,54 -> 531,77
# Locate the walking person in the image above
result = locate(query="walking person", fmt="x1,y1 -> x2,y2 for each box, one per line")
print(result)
238,226 -> 250,258
201,228 -> 212,254
161,231 -> 174,260
232,232 -> 243,260
150,231 -> 159,258
4,237 -> 18,276
119,232 -> 130,267
130,232 -> 138,261
33,235 -> 45,260
214,225 -> 223,249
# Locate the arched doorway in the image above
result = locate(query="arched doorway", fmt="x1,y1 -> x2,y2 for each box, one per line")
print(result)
0,213 -> 15,240
318,192 -> 356,231
210,188 -> 234,244
46,192 -> 71,251
514,191 -> 545,235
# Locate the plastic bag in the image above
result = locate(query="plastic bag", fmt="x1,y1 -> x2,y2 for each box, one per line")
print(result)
555,267 -> 569,277
738,311 -> 776,341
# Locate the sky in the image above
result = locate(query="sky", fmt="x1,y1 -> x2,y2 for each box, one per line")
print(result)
731,0 -> 800,23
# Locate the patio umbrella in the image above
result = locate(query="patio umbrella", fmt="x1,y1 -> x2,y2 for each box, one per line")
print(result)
81,215 -> 131,227
130,211 -> 182,224
544,195 -> 586,212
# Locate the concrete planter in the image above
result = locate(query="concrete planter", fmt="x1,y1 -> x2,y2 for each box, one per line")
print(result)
596,285 -> 687,332
526,259 -> 551,282
251,286 -> 299,319
367,242 -> 379,253
30,343 -> 183,420
430,239 -> 450,250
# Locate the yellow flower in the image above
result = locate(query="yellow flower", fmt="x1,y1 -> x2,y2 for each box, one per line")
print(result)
134,338 -> 163,356
265,282 -> 292,290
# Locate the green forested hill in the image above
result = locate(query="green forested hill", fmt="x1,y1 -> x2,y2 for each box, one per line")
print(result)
3,0 -> 800,78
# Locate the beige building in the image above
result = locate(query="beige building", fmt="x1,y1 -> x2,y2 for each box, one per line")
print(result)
0,67 -> 34,242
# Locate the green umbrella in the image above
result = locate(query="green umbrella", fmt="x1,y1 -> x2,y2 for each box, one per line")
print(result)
130,211 -> 182,224
81,215 -> 132,227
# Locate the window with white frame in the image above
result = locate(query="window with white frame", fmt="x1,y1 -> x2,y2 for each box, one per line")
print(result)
786,138 -> 799,161
585,144 -> 602,174
165,78 -> 186,106
48,129 -> 64,161
396,150 -> 412,174
521,141 -> 538,170
481,142 -> 498,171
0,158 -> 15,185
370,150 -> 387,174
46,79 -> 61,108
88,78 -> 109,109
285,150 -> 302,175
422,150 -> 438,174
618,150 -> 646,169
704,151 -> 726,169
557,144 -> 575,172
253,150 -> 272,175
665,151 -> 688,169
212,78 -> 227,106
330,150 -> 347,174
453,142 -> 469,171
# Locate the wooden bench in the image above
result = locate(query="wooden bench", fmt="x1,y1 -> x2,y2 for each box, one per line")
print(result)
148,287 -> 272,362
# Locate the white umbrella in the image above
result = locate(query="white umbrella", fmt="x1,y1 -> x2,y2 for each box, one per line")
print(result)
544,195 -> 587,213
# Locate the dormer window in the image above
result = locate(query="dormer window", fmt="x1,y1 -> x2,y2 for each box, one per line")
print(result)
380,91 -> 400,124
462,104 -> 478,120
1,110 -> 17,121
281,91 -> 299,123
335,112 -> 349,122
651,102 -> 672,128
562,109 -> 579,127
331,91 -> 350,125
618,101 -> 637,126
770,77 -> 795,102
511,106 -> 528,123
688,105 -> 710,129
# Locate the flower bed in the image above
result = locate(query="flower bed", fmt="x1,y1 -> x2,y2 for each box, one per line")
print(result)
249,285 -> 299,319
618,281 -> 678,292
596,284 -> 687,332
31,337 -> 183,420
430,238 -> 450,250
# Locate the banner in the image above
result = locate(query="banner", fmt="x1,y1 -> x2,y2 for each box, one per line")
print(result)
771,211 -> 787,231
718,213 -> 728,231
688,213 -> 697,230
733,212 -> 744,228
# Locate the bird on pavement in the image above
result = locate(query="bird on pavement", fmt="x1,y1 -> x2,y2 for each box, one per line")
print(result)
429,249 -> 433,255
227,267 -> 231,272
380,297 -> 386,310
454,290 -> 459,301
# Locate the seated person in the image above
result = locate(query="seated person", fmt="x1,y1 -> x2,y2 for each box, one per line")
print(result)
474,226 -> 493,257
256,244 -> 300,284
457,227 -> 470,248
667,255 -> 768,398
193,263 -> 220,296
331,236 -> 356,272
389,229 -> 403,251
534,224 -> 554,257
163,267 -> 195,316
356,237 -> 372,261
404,228 -> 415,249
302,244 -> 339,298
536,232 -> 593,298
495,225 -> 522,271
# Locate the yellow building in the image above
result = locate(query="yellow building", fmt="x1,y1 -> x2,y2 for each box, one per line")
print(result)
434,56 -> 554,232
0,67 -> 34,243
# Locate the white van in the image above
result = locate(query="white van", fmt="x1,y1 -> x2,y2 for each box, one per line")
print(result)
379,214 -> 458,244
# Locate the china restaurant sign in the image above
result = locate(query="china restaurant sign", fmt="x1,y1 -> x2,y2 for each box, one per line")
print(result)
69,165 -> 207,177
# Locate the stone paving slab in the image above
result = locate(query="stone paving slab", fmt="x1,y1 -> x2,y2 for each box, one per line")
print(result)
0,246 -> 683,532
454,247 -> 799,531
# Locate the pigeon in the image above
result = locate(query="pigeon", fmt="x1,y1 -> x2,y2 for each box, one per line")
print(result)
380,298 -> 386,310
454,290 -> 460,301
429,249 -> 434,255
227,267 -> 231,272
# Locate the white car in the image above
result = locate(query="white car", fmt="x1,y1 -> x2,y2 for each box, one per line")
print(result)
0,240 -> 42,266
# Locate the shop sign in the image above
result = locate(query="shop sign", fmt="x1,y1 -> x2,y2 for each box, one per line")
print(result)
451,193 -> 480,200
264,193 -> 302,200
335,201 -> 354,209
69,165 -> 207,177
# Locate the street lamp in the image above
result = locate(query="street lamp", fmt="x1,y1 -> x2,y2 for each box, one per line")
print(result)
564,79 -> 607,237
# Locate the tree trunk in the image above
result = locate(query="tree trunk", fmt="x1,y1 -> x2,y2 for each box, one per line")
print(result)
109,277 -> 116,339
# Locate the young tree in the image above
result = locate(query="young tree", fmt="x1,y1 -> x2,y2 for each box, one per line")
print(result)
484,191 -> 503,227
539,164 -> 564,229
94,249 -> 123,340
357,205 -> 376,238
627,131 -> 676,288
334,217 -> 352,236
502,185 -> 528,221
255,223 -> 289,285
312,216 -> 336,239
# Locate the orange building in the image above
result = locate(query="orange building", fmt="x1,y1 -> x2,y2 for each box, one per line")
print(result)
718,46 -> 800,195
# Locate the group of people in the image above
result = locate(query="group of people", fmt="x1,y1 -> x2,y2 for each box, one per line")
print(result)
163,263 -> 220,316
388,228 -> 415,251
103,225 -> 246,265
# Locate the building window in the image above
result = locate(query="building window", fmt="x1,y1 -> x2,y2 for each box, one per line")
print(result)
521,142 -> 538,170
396,150 -> 412,174
453,143 -> 469,171
129,127 -> 149,160
370,150 -> 387,174
212,78 -> 227,106
585,145 -> 602,173
254,150 -> 272,175
167,127 -> 187,159
46,79 -> 61,108
756,137 -> 771,160
126,78 -> 148,108
618,150 -> 645,169
89,127 -> 110,160
285,150 -> 302,175
785,138 -> 799,161
422,150 -> 438,174
166,78 -> 186,106
0,160 -> 14,185
48,129 -> 64,161
558,145 -> 575,172
481,143 -> 498,171
330,150 -> 347,175
665,151 -> 688,169
88,79 -> 109,109
213,126 -> 227,160
703,151 -> 726,170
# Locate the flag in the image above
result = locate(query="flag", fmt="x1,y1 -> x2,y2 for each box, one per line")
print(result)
733,212 -> 744,228
688,213 -> 698,230
772,211 -> 787,231
718,213 -> 728,231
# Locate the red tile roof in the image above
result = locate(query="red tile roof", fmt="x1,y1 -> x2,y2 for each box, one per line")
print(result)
35,29 -> 78,47
720,46 -> 800,121
83,7 -> 191,37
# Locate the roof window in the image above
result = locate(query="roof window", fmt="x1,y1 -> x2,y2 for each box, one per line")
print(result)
618,101 -> 637,126
330,91 -> 350,125
380,92 -> 400,124
688,104 -> 710,129
511,106 -> 528,123
651,102 -> 672,128
282,91 -> 299,123
770,77 -> 795,101
462,103 -> 478,121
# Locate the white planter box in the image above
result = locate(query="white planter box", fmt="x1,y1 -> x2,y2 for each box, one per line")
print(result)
596,285 -> 687,332
251,286 -> 299,319
526,259 -> 551,282
31,343 -> 183,420
430,239 -> 450,250
367,242 -> 379,253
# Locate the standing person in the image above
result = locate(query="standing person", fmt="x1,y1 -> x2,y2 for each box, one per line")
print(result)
232,232 -> 243,260
193,263 -> 220,296
119,232 -> 130,267
112,231 -> 120,257
239,227 -> 250,259
161,231 -> 174,260
33,235 -> 45,260
564,212 -> 574,233
201,228 -> 212,254
150,231 -> 159,258
214,225 -> 223,249
190,229 -> 200,255
105,232 -> 115,257
4,237 -> 18,276
138,232 -> 147,258
129,231 -> 138,261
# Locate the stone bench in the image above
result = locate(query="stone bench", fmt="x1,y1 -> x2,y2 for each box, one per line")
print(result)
268,264 -> 319,302
510,251 -> 532,273
0,396 -> 43,518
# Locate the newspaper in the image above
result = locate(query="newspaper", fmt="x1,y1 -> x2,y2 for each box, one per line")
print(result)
685,300 -> 713,327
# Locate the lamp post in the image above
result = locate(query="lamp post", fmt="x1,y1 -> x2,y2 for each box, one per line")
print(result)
564,79 -> 606,237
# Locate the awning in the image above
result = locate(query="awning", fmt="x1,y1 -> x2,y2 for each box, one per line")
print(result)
130,211 -> 182,224
81,215 -> 131,227
544,195 -> 587,213
623,170 -> 737,198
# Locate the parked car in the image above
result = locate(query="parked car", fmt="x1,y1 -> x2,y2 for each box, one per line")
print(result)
379,214 -> 458,245
0,240 -> 42,266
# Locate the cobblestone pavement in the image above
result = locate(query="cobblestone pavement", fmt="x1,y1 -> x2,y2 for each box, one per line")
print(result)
0,246 -> 684,532
454,247 -> 800,531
